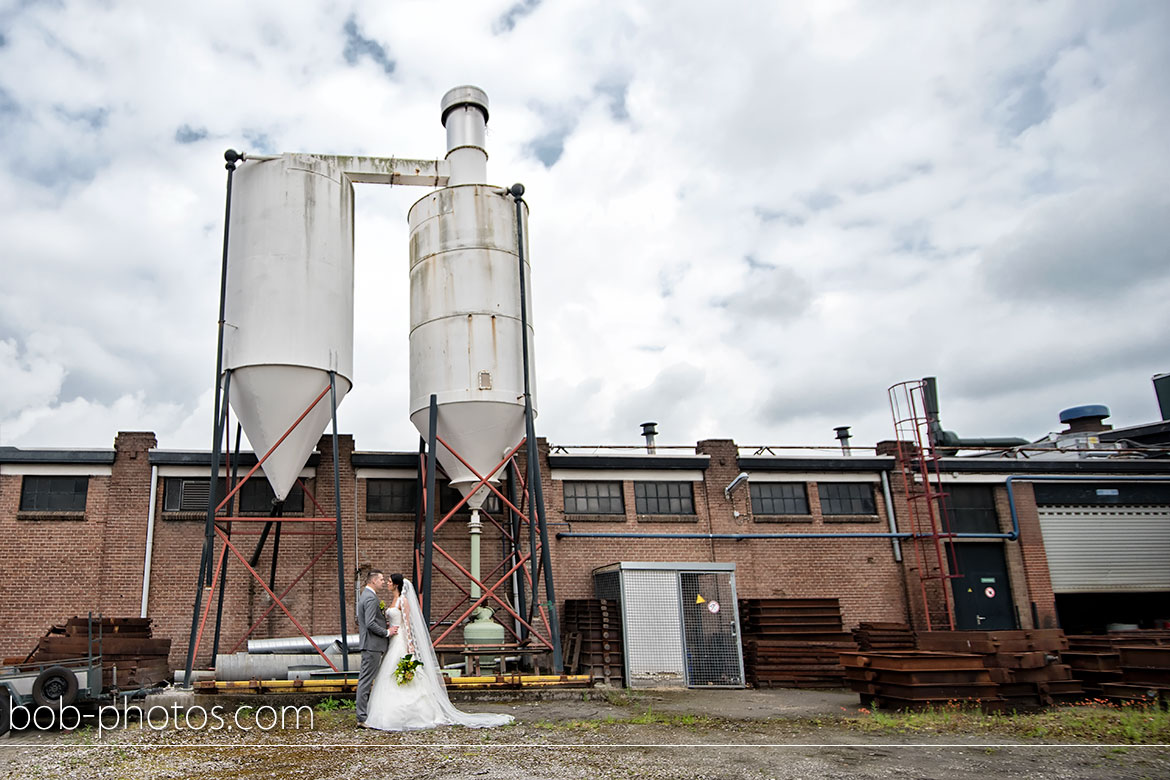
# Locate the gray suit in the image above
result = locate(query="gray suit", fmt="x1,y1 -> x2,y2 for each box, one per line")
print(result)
356,586 -> 391,723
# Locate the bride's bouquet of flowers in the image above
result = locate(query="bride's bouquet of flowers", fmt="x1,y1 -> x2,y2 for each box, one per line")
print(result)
394,653 -> 424,685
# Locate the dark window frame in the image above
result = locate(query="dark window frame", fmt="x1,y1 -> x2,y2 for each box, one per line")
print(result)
366,478 -> 418,515
942,484 -> 1000,533
19,475 -> 89,513
162,476 -> 304,515
563,480 -> 625,515
817,482 -> 877,516
439,482 -> 503,516
634,481 -> 695,515
749,482 -> 810,515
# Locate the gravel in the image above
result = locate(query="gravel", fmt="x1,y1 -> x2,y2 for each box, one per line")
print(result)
1,690 -> 1166,779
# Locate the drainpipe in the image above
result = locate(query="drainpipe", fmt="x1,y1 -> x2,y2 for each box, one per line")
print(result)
880,470 -> 902,562
140,465 -> 159,618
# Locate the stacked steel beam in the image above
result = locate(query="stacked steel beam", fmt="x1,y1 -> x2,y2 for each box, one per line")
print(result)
26,616 -> 171,690
852,622 -> 916,652
840,650 -> 1001,710
560,599 -> 624,686
738,598 -> 855,688
1067,631 -> 1170,703
916,629 -> 1082,707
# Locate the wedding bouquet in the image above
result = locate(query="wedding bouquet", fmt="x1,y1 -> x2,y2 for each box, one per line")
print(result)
394,653 -> 423,685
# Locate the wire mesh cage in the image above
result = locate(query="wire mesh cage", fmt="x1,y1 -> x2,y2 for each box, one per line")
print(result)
592,562 -> 744,688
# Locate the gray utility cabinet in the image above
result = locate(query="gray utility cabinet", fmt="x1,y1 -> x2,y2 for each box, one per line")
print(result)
593,562 -> 744,688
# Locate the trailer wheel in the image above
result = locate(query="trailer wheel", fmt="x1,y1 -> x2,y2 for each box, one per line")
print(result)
0,689 -> 10,736
32,666 -> 79,708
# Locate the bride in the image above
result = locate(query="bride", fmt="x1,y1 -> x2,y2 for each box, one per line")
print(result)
363,573 -> 514,731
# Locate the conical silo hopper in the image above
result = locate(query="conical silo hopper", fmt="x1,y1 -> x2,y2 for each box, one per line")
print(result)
408,87 -> 535,510
223,153 -> 355,501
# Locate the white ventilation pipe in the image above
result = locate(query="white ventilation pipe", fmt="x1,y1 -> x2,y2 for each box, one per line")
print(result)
441,85 -> 489,186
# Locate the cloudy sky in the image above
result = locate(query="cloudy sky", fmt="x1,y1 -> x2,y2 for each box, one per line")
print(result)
1,0 -> 1167,456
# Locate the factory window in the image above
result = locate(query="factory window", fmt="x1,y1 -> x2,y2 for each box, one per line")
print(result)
20,476 -> 89,512
634,481 -> 695,515
818,482 -> 876,515
367,479 -> 417,514
239,478 -> 304,513
749,482 -> 809,515
563,481 -> 625,514
163,477 -> 303,514
439,482 -> 503,515
942,484 -> 999,534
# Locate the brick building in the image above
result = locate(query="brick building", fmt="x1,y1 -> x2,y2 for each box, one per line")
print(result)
2,430 -> 1168,671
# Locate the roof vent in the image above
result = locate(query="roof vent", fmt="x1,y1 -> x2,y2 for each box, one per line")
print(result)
640,422 -> 658,454
1059,404 -> 1112,434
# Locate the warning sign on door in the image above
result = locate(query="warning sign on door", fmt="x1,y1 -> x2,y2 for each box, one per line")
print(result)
984,587 -> 996,598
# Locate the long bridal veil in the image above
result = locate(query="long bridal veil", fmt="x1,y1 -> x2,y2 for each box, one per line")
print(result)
401,579 -> 514,728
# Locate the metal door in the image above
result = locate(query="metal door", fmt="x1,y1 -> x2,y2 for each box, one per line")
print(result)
1038,505 -> 1170,592
679,571 -> 745,687
950,543 -> 1016,630
621,570 -> 686,687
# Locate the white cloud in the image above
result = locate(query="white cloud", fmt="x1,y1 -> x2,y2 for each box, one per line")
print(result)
1,0 -> 1166,457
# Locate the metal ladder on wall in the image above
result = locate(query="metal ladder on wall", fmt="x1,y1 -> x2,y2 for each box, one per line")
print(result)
888,380 -> 959,631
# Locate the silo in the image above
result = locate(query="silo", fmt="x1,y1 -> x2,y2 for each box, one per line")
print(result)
408,87 -> 535,510
223,153 -> 355,501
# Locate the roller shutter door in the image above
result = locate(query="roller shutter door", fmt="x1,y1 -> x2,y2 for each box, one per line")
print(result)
1037,505 -> 1170,592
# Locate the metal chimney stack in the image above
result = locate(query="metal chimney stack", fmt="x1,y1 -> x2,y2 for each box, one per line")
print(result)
440,86 -> 489,186
641,422 -> 658,454
834,426 -> 852,456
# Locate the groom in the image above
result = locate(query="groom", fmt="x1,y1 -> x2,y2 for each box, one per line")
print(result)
356,568 -> 397,727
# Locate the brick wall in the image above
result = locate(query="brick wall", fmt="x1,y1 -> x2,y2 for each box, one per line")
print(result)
0,464 -> 111,659
0,430 -> 1106,669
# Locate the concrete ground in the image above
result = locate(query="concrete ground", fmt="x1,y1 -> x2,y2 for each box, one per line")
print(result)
0,686 -> 1166,779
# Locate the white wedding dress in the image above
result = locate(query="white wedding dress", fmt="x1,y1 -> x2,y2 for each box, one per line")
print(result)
364,580 -> 514,731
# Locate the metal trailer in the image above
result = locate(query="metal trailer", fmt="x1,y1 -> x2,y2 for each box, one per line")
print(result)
0,614 -> 103,734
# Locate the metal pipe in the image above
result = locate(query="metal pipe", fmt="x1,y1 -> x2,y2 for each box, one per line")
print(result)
329,370 -> 350,671
212,422 -> 242,660
469,508 -> 482,600
510,460 -> 527,641
215,652 -> 361,681
201,151 -> 239,577
246,635 -> 360,654
441,86 -> 488,186
835,426 -> 852,456
423,394 -> 438,624
555,531 -> 1018,540
269,504 -> 283,594
641,422 -> 658,454
139,465 -> 158,618
880,469 -> 902,562
513,183 -> 562,672
558,531 -> 914,540
185,366 -> 232,685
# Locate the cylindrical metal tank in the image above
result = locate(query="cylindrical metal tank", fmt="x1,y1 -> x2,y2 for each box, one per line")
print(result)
224,153 -> 355,500
407,184 -> 535,508
214,651 -> 361,681
246,634 -> 359,654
